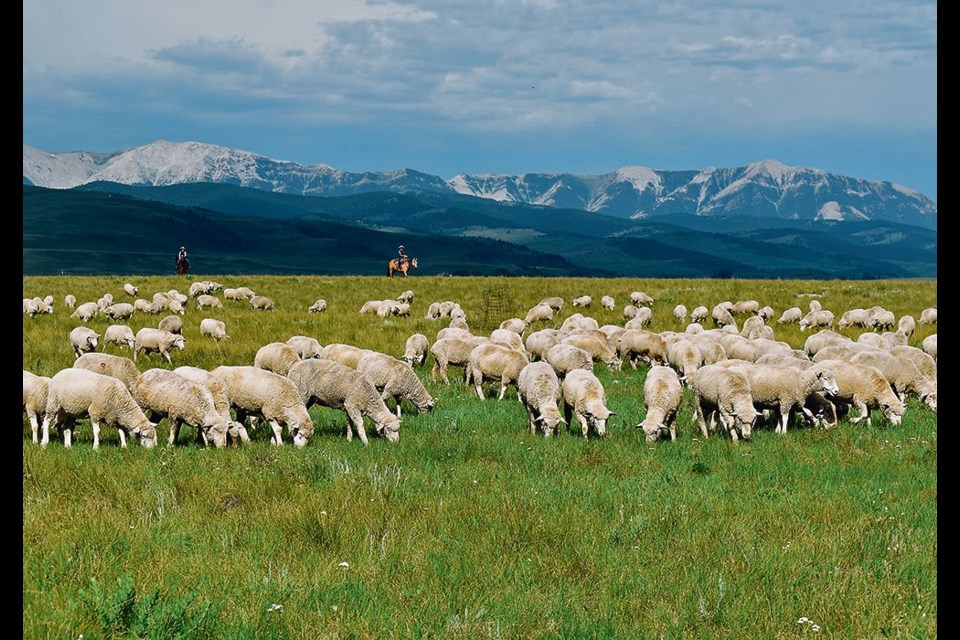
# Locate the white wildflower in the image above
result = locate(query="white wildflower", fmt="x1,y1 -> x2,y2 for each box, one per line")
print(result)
338,561 -> 350,568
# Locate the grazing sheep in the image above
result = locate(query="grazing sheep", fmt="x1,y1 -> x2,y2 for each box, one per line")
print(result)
397,290 -> 414,304
889,346 -> 937,383
685,323 -> 704,335
711,304 -> 736,328
425,302 -> 442,319
97,294 -> 114,310
64,294 -> 77,308
867,306 -> 895,331
777,307 -> 803,324
637,366 -> 683,442
449,316 -> 469,330
539,297 -> 565,311
287,358 -> 399,445
630,291 -> 654,307
196,294 -> 223,310
673,305 -> 687,323
499,318 -> 527,335
249,295 -> 275,311
687,365 -> 758,441
803,330 -> 850,358
287,336 -> 323,360
811,344 -> 868,363
357,351 -> 435,417
436,327 -> 474,342
808,300 -> 823,312
308,298 -> 327,313
689,337 -> 727,366
224,288 -> 252,302
922,334 -> 936,361
101,303 -> 134,321
690,305 -> 709,324
561,369 -> 614,438
809,360 -> 904,426
800,310 -> 835,332
234,286 -> 255,298
730,300 -> 760,315
377,300 -> 399,317
490,328 -> 527,354
754,353 -> 816,370
667,339 -> 703,382
189,281 -> 223,297
467,343 -> 529,400
838,308 -> 871,329
173,366 -> 250,446
133,328 -> 185,364
70,302 -> 99,322
896,315 -> 916,338
167,299 -> 185,315
321,343 -> 371,369
919,308 -> 937,325
392,302 -> 412,317
545,343 -> 593,378
622,305 -> 639,320
600,295 -> 615,310
560,313 -> 599,332
524,304 -> 555,324
73,352 -> 142,395
561,334 -> 620,370
158,315 -> 183,335
69,326 -> 100,358
525,330 -> 560,362
123,283 -> 138,297
136,369 -> 230,447
254,342 -> 302,376
41,368 -> 157,449
850,351 -> 936,411
210,365 -> 314,447
728,363 -> 840,434
103,325 -> 137,350
624,307 -> 653,330
617,330 -> 668,369
430,336 -> 489,384
134,299 -> 151,312
23,298 -> 51,316
199,318 -> 229,341
517,362 -> 565,437
23,370 -> 51,444
757,306 -> 775,321
572,295 -> 592,308
402,333 -> 429,367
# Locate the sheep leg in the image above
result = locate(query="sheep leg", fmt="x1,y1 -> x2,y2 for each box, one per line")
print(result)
579,414 -> 590,439
498,381 -> 508,401
528,407 -> 537,435
40,416 -> 51,447
91,420 -> 100,449
849,401 -> 870,425
346,407 -> 368,446
168,419 -> 181,446
268,419 -> 284,446
63,427 -> 73,448
162,350 -> 172,364
474,373 -> 485,400
696,400 -> 709,439
431,361 -> 441,384
29,414 -> 39,443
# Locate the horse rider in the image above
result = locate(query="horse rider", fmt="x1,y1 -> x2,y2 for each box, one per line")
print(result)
177,246 -> 188,264
397,245 -> 408,267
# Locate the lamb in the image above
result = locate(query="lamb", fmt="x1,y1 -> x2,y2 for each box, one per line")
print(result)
196,294 -> 224,310
539,297 -> 565,311
430,336 -> 489,384
896,315 -> 916,338
922,334 -> 936,361
249,295 -> 275,311
397,290 -> 414,304
499,318 -> 527,335
524,330 -> 561,362
777,307 -> 802,324
392,303 -> 411,317
23,370 -> 51,444
224,288 -> 250,302
524,304 -> 555,324
809,359 -> 904,426
673,305 -> 687,323
636,366 -> 683,442
617,330 -> 668,369
561,334 -> 620,370
64,294 -> 77,308
356,351 -> 435,417
571,295 -> 592,308
919,308 -> 937,325
321,343 -> 371,369
135,368 -> 231,447
134,299 -> 151,312
730,300 -> 760,315
41,368 -> 158,449
517,362 -> 566,437
70,302 -> 99,322
624,307 -> 653,329
254,342 -> 303,376
622,305 -> 639,320
402,333 -> 429,367
757,306 -> 775,321
799,310 -> 835,332
711,304 -> 736,328
600,295 -> 615,310
687,364 -> 758,441
199,318 -> 229,341
158,315 -> 183,335
850,351 -> 936,411
69,326 -> 100,358
287,336 -> 324,360
133,328 -> 185,364
467,343 -> 530,400
838,308 -> 871,329
690,305 -> 709,324
808,300 -> 823,312
101,325 -> 136,352
287,358 -> 400,445
425,302 -> 442,319
123,283 -> 138,297
210,365 -> 314,447
728,363 -> 840,434
173,366 -> 250,446
308,299 -> 328,313
630,291 -> 654,307
561,369 -> 614,438
667,339 -> 703,382
545,343 -> 594,379
377,300 -> 399,317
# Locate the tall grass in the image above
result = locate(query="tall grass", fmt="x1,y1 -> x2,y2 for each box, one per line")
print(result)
23,275 -> 937,638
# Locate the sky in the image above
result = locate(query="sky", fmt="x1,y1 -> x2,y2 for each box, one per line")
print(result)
23,0 -> 937,200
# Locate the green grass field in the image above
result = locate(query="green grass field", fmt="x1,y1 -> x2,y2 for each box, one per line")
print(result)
23,275 -> 937,638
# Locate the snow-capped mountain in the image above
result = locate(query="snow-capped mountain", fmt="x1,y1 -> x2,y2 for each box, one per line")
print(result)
23,141 -> 937,229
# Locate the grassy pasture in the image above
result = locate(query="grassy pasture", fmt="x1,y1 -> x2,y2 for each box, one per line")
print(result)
23,275 -> 937,638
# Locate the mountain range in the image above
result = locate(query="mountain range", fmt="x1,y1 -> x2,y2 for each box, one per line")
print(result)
23,141 -> 937,229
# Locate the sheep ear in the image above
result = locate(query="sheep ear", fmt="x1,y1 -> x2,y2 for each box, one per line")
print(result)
607,411 -> 616,417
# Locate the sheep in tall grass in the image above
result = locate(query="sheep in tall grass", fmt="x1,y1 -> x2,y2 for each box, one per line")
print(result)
919,308 -> 937,325
123,283 -> 138,297
667,339 -> 703,382
249,295 -> 275,311
809,360 -> 904,426
673,305 -> 687,323
624,307 -> 653,330
397,290 -> 414,304
135,368 -> 231,447
287,336 -> 324,360
561,369 -> 614,439
922,334 -> 936,361
777,307 -> 802,324
690,305 -> 709,324
517,362 -> 565,437
499,318 -> 527,335
727,363 -> 840,434
104,325 -> 136,350
103,303 -> 135,321
524,330 -> 560,362
357,351 -> 435,417
636,366 -> 683,442
402,333 -> 429,367
69,327 -> 100,358
133,328 -> 185,364
64,294 -> 77,308
896,315 -> 916,338
617,330 -> 668,369
561,333 -> 620,370
687,365 -> 757,441
539,297 -> 564,311
199,318 -> 229,341
467,343 -> 529,400
630,291 -> 654,307
254,342 -> 302,376
23,370 -> 50,444
600,295 -> 615,310
430,336 -> 490,385
572,295 -> 592,308
210,365 -> 313,447
158,315 -> 183,335
74,352 -> 142,396
524,304 -> 555,324
196,294 -> 224,310
70,302 -> 99,322
850,351 -> 936,411
545,343 -> 593,378
321,343 -> 371,369
308,299 -> 327,313
730,300 -> 760,315
174,366 -> 250,446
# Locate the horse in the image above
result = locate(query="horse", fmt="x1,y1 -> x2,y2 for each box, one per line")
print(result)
176,256 -> 190,276
388,257 -> 417,277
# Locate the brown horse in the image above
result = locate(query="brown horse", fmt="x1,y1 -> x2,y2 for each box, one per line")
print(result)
388,257 -> 417,277
176,256 -> 190,275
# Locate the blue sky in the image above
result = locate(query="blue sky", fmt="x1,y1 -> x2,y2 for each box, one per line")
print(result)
23,0 -> 937,199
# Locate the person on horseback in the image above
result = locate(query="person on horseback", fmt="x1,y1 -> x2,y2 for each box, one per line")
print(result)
176,246 -> 190,274
397,245 -> 408,267
178,246 -> 188,263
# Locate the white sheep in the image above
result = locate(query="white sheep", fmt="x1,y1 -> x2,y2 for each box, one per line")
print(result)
210,365 -> 313,447
667,339 -> 703,382
561,334 -> 620,370
637,366 -> 683,442
123,283 -> 138,297
235,286 -> 255,298
41,368 -> 158,449
287,358 -> 400,445
199,318 -> 229,341
571,295 -> 592,308
425,302 -> 442,319
134,299 -> 151,312
539,297 -> 565,311
545,343 -> 593,379
397,290 -> 415,304
622,304 -> 639,320
392,302 -> 411,317
690,305 -> 709,324
850,351 -> 936,411
517,362 -> 566,437
600,295 -> 615,310
136,368 -> 231,447
809,359 -> 904,426
499,318 -> 527,335
167,299 -> 185,315
598,325 -> 626,353
802,330 -> 850,358
429,336 -> 489,384
103,325 -> 136,350
69,327 -> 100,358
837,308 -> 871,329
287,336 -> 323,359
685,323 -> 704,335
224,287 -> 254,301
673,305 -> 687,323
730,300 -> 760,315
728,363 -> 840,434
377,300 -> 399,317
158,315 -> 183,335
308,298 -> 327,313
356,351 -> 435,417
919,308 -> 937,325
689,336 -> 727,366
867,306 -> 895,331
922,334 -> 936,361
490,328 -> 527,354
711,304 -> 736,328
321,343 -> 371,369
889,346 -> 937,384
687,364 -> 758,441
524,330 -> 560,362
64,294 -> 77,308
249,295 -> 275,311
758,306 -> 775,321
70,302 -> 99,322
196,294 -> 224,310
436,327 -> 474,342
896,315 -> 916,338
467,343 -> 530,400
560,313 -> 599,332
808,299 -> 823,312
254,342 -> 302,376
777,307 -> 803,324
624,307 -> 653,330
172,366 -> 250,446
524,304 -> 555,324
402,333 -> 429,367
102,303 -> 134,321
617,330 -> 668,369
133,328 -> 185,364
22,298 -> 40,317
799,310 -> 835,332
630,291 -> 654,307
561,369 -> 614,438
97,294 -> 114,310
23,370 -> 51,444
449,316 -> 469,330
73,352 -> 142,398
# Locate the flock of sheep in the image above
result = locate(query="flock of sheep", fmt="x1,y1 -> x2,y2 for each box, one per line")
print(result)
23,282 -> 937,451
